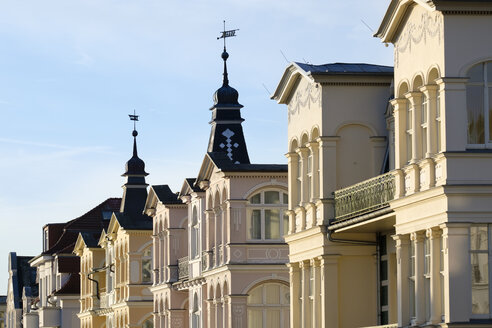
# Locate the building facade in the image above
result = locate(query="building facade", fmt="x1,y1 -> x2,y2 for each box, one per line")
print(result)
144,45 -> 290,328
75,126 -> 154,328
272,0 -> 492,327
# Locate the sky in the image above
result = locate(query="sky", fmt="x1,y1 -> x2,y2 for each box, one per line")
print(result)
0,0 -> 394,294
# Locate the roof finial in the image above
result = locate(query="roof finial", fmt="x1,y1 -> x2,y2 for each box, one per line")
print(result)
217,21 -> 239,87
128,110 -> 139,156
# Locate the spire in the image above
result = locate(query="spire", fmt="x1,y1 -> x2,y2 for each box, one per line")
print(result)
207,22 -> 250,164
120,112 -> 148,214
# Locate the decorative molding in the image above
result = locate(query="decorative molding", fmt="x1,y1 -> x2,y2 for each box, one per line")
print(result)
395,11 -> 442,67
319,82 -> 391,86
287,82 -> 321,122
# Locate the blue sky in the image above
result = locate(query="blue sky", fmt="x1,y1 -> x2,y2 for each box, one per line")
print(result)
0,0 -> 393,293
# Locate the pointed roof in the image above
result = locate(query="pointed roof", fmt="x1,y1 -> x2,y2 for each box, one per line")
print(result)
8,252 -> 37,309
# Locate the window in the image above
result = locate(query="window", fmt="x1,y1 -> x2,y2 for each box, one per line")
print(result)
436,90 -> 442,152
467,61 -> 492,146
471,225 -> 490,315
142,247 -> 152,283
191,207 -> 199,259
247,190 -> 288,241
406,99 -> 413,162
247,283 -> 290,328
424,238 -> 431,321
307,152 -> 313,201
440,236 -> 445,320
421,94 -> 428,156
296,156 -> 302,204
409,241 -> 416,320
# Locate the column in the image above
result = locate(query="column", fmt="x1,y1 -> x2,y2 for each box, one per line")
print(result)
223,296 -> 229,328
427,227 -> 442,324
300,260 -> 311,327
207,299 -> 216,328
435,78 -> 468,151
316,136 -> 339,226
411,231 -> 425,325
287,262 -> 301,327
440,223 -> 471,323
221,203 -> 228,264
390,98 -> 409,169
217,299 -> 224,328
229,295 -> 248,328
392,234 -> 410,327
320,255 -> 340,328
285,152 -> 299,211
420,85 -> 438,156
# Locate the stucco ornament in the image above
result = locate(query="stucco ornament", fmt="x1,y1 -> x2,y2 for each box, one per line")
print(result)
287,82 -> 321,122
395,11 -> 442,67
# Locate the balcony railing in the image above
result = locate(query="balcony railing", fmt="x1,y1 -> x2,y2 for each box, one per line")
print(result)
334,172 -> 395,222
177,256 -> 189,280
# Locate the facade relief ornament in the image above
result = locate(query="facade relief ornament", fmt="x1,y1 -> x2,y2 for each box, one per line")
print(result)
287,82 -> 321,122
395,11 -> 442,67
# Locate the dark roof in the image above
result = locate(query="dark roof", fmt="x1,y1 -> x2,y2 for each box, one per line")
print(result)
23,286 -> 38,298
208,152 -> 288,172
54,273 -> 80,296
8,253 -> 37,309
185,178 -> 203,192
295,62 -> 393,76
43,198 -> 121,255
79,231 -> 102,248
151,185 -> 182,205
0,296 -> 6,304
57,256 -> 80,273
114,212 -> 153,230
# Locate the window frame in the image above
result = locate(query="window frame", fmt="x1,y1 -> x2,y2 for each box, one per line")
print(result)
247,189 -> 288,242
466,62 -> 492,148
141,246 -> 153,284
470,224 -> 492,318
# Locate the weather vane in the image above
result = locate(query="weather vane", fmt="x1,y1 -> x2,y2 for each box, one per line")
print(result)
217,20 -> 239,49
128,110 -> 139,133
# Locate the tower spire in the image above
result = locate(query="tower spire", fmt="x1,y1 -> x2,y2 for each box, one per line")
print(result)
217,21 -> 238,88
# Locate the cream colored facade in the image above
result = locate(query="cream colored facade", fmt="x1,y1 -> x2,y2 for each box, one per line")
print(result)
273,0 -> 492,327
144,156 -> 290,328
74,219 -> 154,328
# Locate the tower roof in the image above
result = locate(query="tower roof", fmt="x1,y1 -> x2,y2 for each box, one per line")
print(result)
212,49 -> 242,108
122,129 -> 148,177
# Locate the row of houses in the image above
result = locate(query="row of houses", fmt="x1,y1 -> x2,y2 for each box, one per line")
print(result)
5,0 -> 492,327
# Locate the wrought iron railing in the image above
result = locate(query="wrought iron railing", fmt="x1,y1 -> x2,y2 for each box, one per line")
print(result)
334,172 -> 395,222
177,256 -> 189,280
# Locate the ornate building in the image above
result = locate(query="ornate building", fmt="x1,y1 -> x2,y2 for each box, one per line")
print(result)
75,126 -> 154,328
272,0 -> 492,327
144,44 -> 290,328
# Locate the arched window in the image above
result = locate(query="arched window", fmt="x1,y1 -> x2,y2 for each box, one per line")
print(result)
141,246 -> 152,283
142,316 -> 154,328
467,61 -> 492,146
247,190 -> 288,240
247,282 -> 290,328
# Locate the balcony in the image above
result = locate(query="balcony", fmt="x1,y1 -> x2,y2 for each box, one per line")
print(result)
178,256 -> 189,280
39,306 -> 61,327
333,172 -> 395,223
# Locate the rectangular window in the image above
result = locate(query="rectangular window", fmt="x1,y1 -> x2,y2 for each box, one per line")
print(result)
249,210 -> 262,239
436,91 -> 441,152
467,85 -> 485,144
407,100 -> 413,162
471,225 -> 490,315
265,209 -> 280,240
424,238 -> 431,321
422,95 -> 428,156
409,241 -> 416,319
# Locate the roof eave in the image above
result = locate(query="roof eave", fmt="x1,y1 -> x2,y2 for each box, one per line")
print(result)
271,62 -> 314,104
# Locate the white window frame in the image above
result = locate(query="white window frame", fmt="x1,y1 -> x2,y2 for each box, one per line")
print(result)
247,190 -> 288,242
406,99 -> 414,163
421,93 -> 428,157
470,224 -> 492,318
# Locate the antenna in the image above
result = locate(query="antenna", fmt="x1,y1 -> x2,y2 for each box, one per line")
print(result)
280,50 -> 289,64
360,19 -> 374,33
262,83 -> 271,95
